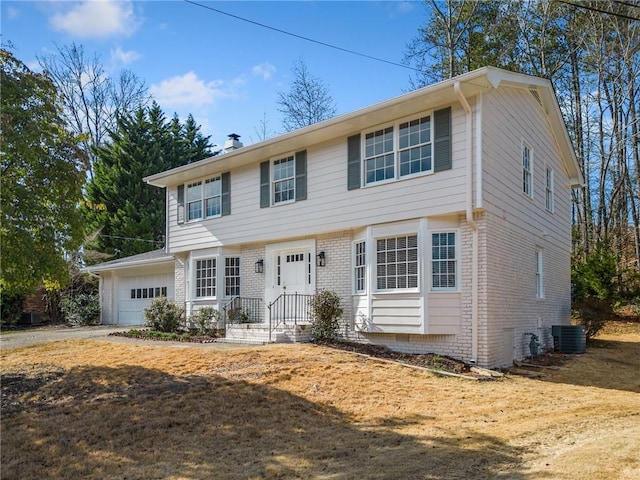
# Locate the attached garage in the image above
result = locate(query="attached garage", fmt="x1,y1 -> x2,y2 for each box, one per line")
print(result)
84,250 -> 175,326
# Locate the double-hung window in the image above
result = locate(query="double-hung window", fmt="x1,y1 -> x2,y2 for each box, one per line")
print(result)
186,176 -> 223,221
522,143 -> 533,197
365,127 -> 395,184
224,257 -> 241,297
399,116 -> 432,176
195,258 -> 216,298
273,156 -> 295,204
545,167 -> 554,212
432,232 -> 457,290
364,115 -> 433,186
354,241 -> 366,293
204,177 -> 222,217
187,181 -> 203,221
376,235 -> 418,290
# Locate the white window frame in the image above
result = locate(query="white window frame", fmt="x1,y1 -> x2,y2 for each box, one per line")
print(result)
186,175 -> 222,222
522,142 -> 533,198
353,240 -> 366,294
431,231 -> 458,291
224,257 -> 241,297
545,166 -> 554,212
363,112 -> 434,186
374,234 -> 419,292
535,249 -> 544,299
272,155 -> 295,205
187,181 -> 203,221
194,257 -> 217,299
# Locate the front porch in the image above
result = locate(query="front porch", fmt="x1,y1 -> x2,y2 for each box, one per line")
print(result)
218,294 -> 314,345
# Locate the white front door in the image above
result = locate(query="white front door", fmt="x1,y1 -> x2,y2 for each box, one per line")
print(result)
277,251 -> 310,297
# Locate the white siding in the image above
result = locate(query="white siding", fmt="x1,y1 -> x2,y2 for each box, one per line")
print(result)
480,87 -> 572,366
370,293 -> 422,333
166,104 -> 469,252
427,293 -> 461,334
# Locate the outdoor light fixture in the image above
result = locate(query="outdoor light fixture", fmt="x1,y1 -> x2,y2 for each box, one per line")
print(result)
316,251 -> 326,267
255,259 -> 264,273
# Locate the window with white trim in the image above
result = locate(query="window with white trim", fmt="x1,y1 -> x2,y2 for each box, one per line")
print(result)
522,143 -> 532,197
195,258 -> 216,298
187,176 -> 222,221
273,156 -> 295,204
354,241 -> 366,293
187,181 -> 203,221
432,232 -> 457,290
376,235 -> 418,290
536,249 -> 544,298
364,115 -> 433,186
204,177 -> 222,217
545,167 -> 554,212
225,257 -> 240,297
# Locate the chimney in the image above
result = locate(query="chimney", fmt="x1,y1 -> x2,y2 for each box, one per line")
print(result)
223,133 -> 243,153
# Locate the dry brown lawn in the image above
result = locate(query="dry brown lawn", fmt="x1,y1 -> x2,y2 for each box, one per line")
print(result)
1,322 -> 639,480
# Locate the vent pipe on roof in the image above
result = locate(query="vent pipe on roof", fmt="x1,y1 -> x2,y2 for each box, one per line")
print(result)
223,133 -> 243,153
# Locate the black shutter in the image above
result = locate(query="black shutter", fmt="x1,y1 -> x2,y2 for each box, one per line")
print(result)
177,184 -> 185,224
260,161 -> 270,208
347,134 -> 361,190
295,150 -> 307,201
434,107 -> 452,172
221,172 -> 230,216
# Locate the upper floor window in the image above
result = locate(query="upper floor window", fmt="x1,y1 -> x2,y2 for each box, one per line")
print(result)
522,143 -> 533,197
545,167 -> 554,212
431,232 -> 457,290
178,173 -> 230,224
354,241 -> 366,293
376,234 -> 418,291
187,181 -> 203,221
260,151 -> 307,208
364,116 -> 433,186
273,156 -> 295,204
348,107 -> 450,190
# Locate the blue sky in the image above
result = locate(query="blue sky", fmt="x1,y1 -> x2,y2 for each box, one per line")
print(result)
2,1 -> 428,147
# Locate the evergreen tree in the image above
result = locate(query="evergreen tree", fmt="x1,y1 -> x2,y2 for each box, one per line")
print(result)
84,103 -> 213,259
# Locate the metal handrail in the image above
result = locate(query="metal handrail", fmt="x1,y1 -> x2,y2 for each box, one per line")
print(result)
221,297 -> 264,330
268,292 -> 314,342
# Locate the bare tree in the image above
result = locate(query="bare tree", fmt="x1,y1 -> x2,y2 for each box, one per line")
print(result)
277,59 -> 337,132
38,43 -> 149,179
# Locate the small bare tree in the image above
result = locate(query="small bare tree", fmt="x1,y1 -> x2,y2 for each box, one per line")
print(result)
277,58 -> 336,132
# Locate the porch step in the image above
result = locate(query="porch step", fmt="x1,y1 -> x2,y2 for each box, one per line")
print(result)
224,322 -> 312,344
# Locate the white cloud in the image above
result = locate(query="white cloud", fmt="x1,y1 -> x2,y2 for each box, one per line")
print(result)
252,62 -> 276,80
50,0 -> 139,39
7,6 -> 20,20
150,71 -> 231,108
110,46 -> 141,66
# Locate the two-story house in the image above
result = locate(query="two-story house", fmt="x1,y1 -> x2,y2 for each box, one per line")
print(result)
86,67 -> 583,368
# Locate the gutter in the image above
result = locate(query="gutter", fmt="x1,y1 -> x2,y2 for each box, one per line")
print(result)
454,81 -> 479,365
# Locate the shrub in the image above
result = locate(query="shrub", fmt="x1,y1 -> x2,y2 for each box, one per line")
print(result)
191,306 -> 220,335
144,297 -> 184,333
572,297 -> 612,342
226,306 -> 251,324
60,292 -> 100,326
0,292 -> 26,326
310,290 -> 343,340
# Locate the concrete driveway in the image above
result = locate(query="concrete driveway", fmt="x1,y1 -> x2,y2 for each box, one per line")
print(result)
1,325 -> 245,350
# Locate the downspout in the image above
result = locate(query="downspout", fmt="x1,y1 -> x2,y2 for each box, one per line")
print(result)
454,81 -> 479,364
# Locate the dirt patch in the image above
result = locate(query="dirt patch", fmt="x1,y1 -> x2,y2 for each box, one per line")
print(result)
1,321 -> 639,480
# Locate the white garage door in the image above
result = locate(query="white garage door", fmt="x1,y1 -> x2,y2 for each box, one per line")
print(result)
117,273 -> 175,325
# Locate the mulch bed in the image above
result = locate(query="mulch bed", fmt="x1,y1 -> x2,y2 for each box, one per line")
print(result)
314,339 -> 471,374
109,330 -> 219,343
